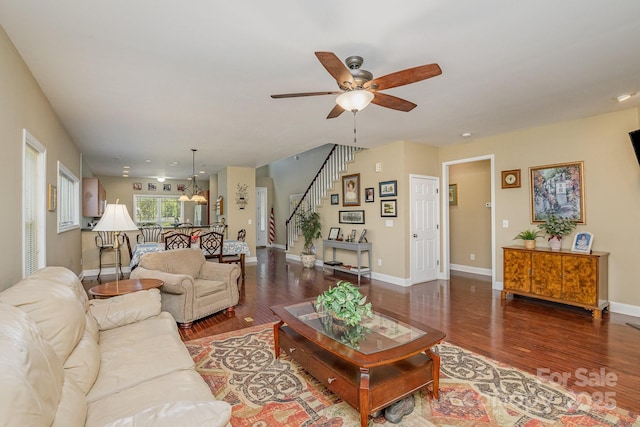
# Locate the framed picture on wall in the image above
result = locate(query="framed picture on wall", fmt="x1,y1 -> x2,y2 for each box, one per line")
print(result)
339,210 -> 365,224
530,161 -> 585,223
331,194 -> 339,205
342,173 -> 360,206
365,187 -> 374,202
380,199 -> 397,217
379,180 -> 397,197
449,184 -> 458,206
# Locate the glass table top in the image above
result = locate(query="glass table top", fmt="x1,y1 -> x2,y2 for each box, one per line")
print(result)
284,301 -> 427,354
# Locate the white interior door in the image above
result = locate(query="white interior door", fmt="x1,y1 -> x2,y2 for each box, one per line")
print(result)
256,187 -> 268,247
410,175 -> 439,283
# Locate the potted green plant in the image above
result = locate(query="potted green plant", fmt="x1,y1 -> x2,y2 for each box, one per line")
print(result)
513,229 -> 541,250
298,209 -> 322,268
537,214 -> 576,250
315,280 -> 373,327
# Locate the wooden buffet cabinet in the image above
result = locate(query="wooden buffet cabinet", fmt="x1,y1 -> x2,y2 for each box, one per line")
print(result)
502,246 -> 609,318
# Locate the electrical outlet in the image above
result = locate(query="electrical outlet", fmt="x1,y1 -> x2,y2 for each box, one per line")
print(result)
377,258 -> 382,266
470,253 -> 475,261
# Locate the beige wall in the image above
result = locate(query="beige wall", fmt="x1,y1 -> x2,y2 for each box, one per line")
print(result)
449,160 -> 492,270
439,107 -> 640,307
0,25 -> 82,290
223,167 -> 256,256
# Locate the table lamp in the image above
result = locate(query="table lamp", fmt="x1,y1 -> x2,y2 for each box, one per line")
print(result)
92,199 -> 138,290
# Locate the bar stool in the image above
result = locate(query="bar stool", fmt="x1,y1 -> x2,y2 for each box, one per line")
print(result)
95,231 -> 123,282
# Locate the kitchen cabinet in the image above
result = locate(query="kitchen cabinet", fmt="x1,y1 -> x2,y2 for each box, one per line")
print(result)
502,246 -> 609,318
83,178 -> 106,217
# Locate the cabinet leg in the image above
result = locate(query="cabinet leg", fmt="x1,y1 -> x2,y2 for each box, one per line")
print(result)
592,309 -> 602,319
501,290 -> 508,300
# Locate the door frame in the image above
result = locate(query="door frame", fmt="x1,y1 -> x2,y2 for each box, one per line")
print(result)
441,154 -> 497,288
256,187 -> 268,247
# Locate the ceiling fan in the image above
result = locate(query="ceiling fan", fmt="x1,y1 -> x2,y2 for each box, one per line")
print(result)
271,52 -> 442,119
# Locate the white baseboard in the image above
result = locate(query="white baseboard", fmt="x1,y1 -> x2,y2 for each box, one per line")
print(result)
450,263 -> 492,277
609,301 -> 640,318
82,266 -> 131,278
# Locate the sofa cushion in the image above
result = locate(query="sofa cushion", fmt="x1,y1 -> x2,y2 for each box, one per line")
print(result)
0,303 -> 64,427
52,375 -> 87,427
0,274 -> 85,363
86,370 -> 231,427
139,248 -> 205,278
98,311 -> 178,348
87,324 -> 195,402
88,288 -> 161,330
193,278 -> 227,298
64,328 -> 101,394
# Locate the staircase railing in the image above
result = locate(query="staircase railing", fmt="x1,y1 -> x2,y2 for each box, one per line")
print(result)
286,144 -> 361,250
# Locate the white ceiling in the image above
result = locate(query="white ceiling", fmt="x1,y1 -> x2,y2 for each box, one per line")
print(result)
1,1 -> 640,180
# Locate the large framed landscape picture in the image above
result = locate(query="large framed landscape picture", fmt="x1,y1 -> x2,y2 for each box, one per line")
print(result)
530,161 -> 585,224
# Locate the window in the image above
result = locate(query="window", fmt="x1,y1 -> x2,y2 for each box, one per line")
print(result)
23,130 -> 46,277
134,195 -> 183,226
57,161 -> 80,232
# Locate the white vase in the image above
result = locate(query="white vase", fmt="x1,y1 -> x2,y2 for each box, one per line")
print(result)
300,253 -> 316,268
549,236 -> 562,251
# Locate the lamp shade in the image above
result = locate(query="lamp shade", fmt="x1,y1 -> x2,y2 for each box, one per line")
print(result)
93,202 -> 138,232
336,90 -> 374,112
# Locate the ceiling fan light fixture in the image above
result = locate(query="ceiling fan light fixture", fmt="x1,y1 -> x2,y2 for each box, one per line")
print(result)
336,90 -> 374,112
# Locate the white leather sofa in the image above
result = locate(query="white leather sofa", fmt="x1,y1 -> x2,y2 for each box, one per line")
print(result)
0,266 -> 231,427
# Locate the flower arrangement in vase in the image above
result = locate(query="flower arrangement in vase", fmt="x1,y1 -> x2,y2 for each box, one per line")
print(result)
537,215 -> 576,250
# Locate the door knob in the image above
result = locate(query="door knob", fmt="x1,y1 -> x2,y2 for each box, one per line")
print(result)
413,234 -> 417,238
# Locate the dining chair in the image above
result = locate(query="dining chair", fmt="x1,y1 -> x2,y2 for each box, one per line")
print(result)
210,223 -> 226,236
95,231 -> 124,282
237,228 -> 246,242
175,223 -> 193,236
137,224 -> 163,243
199,231 -> 223,260
164,232 -> 192,250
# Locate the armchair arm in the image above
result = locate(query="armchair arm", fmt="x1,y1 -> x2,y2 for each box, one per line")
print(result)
130,267 -> 194,296
199,262 -> 241,285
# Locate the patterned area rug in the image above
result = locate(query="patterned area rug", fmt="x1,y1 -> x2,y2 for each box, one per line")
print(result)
186,323 -> 637,426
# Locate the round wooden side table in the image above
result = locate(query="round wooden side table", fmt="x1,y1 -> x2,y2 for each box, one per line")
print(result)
88,278 -> 163,299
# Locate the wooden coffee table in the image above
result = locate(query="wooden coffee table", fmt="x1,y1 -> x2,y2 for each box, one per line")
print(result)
88,278 -> 164,299
271,300 -> 446,427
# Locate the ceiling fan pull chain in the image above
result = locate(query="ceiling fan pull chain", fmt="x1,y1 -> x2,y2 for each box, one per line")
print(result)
352,110 -> 357,144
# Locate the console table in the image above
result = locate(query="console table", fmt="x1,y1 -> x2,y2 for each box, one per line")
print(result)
322,239 -> 372,284
502,246 -> 609,318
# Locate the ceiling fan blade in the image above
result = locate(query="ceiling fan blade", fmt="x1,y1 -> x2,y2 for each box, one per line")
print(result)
367,63 -> 442,91
326,104 -> 345,119
371,92 -> 417,112
271,91 -> 342,99
315,52 -> 355,88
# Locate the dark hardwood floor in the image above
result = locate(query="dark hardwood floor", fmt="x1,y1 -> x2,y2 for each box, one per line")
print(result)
86,247 -> 640,414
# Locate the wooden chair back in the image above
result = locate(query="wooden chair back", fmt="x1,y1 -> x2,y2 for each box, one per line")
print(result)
210,223 -> 225,235
164,232 -> 192,250
199,231 -> 223,260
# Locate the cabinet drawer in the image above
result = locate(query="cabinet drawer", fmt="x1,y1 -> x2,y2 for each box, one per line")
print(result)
278,326 -> 311,369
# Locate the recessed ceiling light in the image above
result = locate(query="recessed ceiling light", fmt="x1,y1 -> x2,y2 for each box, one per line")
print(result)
145,159 -> 152,163
123,165 -> 130,169
170,162 -> 179,167
616,92 -> 636,102
157,177 -> 166,182
462,132 -> 472,138
199,170 -> 206,174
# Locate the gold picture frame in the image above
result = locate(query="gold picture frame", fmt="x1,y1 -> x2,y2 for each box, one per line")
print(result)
449,184 -> 458,206
530,161 -> 585,224
47,184 -> 57,211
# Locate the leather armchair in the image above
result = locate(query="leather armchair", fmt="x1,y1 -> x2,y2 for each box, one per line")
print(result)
130,248 -> 240,328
